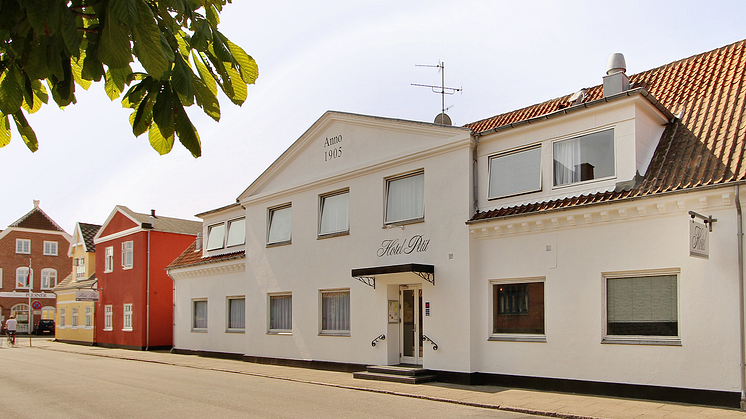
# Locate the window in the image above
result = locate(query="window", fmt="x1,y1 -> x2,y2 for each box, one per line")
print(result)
269,294 -> 292,332
16,267 -> 30,289
206,223 -> 226,250
122,241 -> 133,269
16,239 -> 30,254
105,246 -> 114,272
60,308 -> 66,327
227,297 -> 245,331
605,273 -> 678,342
72,307 -> 78,328
123,304 -> 133,331
226,218 -> 246,247
492,281 -> 545,338
267,205 -> 292,245
104,305 -> 113,331
85,307 -> 92,327
75,257 -> 86,280
489,146 -> 542,198
0,268 -> 3,289
321,290 -> 350,334
319,191 -> 350,236
553,129 -> 614,186
193,300 -> 207,330
43,241 -> 58,256
41,269 -> 57,289
385,172 -> 424,224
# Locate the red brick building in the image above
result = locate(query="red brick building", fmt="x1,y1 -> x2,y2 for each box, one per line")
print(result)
94,206 -> 201,350
0,201 -> 72,333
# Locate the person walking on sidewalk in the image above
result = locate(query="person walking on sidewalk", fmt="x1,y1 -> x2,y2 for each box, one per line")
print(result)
4,315 -> 17,347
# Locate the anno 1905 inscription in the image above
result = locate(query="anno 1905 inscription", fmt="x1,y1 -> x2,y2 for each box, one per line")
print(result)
324,135 -> 342,162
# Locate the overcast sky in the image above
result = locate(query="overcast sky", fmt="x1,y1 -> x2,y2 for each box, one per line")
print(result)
2,0 -> 745,232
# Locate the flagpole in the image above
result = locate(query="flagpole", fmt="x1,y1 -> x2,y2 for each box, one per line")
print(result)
28,258 -> 32,347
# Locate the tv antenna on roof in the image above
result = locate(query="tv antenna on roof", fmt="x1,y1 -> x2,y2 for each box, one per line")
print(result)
411,61 -> 462,125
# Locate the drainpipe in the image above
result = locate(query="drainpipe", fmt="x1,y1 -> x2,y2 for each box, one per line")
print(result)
472,133 -> 480,215
146,229 -> 151,351
737,185 -> 745,409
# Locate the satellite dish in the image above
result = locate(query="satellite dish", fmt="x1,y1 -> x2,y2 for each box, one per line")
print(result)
434,112 -> 452,126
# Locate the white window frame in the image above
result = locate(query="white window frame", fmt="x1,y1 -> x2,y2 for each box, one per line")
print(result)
15,267 -> 30,289
0,268 -> 3,289
226,218 -> 246,248
489,277 -> 546,342
319,190 -> 350,238
85,307 -> 92,328
16,239 -> 30,254
602,269 -> 681,346
192,299 -> 208,332
268,293 -> 292,334
71,307 -> 78,328
319,289 -> 350,336
60,307 -> 66,327
41,268 -> 57,290
384,171 -> 425,225
552,128 -> 616,187
75,257 -> 86,280
488,146 -> 542,199
43,241 -> 58,256
227,296 -> 246,332
206,223 -> 226,251
123,304 -> 133,331
104,246 -> 114,273
104,305 -> 113,331
267,205 -> 292,246
122,241 -> 133,269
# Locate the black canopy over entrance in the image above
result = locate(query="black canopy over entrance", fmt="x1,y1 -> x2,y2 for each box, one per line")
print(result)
351,263 -> 434,288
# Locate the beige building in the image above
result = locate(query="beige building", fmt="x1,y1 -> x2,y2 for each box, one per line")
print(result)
54,222 -> 101,344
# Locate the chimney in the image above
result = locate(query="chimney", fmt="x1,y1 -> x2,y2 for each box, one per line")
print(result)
603,53 -> 630,97
150,209 -> 157,218
33,199 -> 40,208
195,233 -> 202,251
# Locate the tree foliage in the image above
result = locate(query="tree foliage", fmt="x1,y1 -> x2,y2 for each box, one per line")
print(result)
0,0 -> 258,157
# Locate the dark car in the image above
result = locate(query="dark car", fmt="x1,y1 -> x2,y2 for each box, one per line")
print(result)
34,319 -> 55,335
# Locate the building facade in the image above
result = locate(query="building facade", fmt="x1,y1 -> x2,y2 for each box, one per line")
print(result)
0,201 -> 71,333
168,40 -> 746,408
95,206 -> 201,350
54,222 -> 101,344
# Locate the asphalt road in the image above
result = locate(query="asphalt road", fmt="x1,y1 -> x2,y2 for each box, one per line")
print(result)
0,346 -> 541,419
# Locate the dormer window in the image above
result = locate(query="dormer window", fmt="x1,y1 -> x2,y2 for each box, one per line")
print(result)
206,223 -> 226,250
488,146 -> 542,199
226,218 -> 246,247
553,129 -> 614,186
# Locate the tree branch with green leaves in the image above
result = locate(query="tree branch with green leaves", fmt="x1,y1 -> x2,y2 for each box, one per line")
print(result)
0,0 -> 258,157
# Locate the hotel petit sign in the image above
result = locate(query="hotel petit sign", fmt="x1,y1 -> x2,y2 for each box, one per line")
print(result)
689,220 -> 709,258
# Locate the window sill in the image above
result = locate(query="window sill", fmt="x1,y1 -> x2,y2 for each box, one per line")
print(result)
103,328 -> 113,332
266,241 -> 291,248
122,266 -> 133,270
267,331 -> 292,335
383,218 -> 424,228
191,329 -> 208,333
225,329 -> 245,334
319,331 -> 350,337
317,231 -> 350,240
489,334 -> 546,343
552,175 -> 616,190
488,188 -> 542,201
602,337 -> 681,346
122,328 -> 133,332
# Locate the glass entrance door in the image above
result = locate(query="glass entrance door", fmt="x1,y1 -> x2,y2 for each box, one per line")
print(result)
400,285 -> 422,365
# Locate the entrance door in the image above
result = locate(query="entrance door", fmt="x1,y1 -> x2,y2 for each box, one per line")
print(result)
400,285 -> 423,365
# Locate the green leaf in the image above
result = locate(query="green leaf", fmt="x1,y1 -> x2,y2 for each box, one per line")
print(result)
98,6 -> 134,68
224,35 -> 258,84
23,37 -> 50,80
131,0 -> 169,80
59,7 -> 81,56
171,55 -> 194,106
0,65 -> 23,115
192,74 -> 220,122
104,66 -> 131,100
224,66 -> 246,105
0,114 -> 10,148
121,77 -> 152,109
109,0 -> 140,27
82,38 -> 105,82
71,54 -> 92,90
148,122 -> 174,155
132,90 -> 155,136
193,52 -> 217,96
25,0 -> 61,36
152,83 -> 174,138
205,4 -> 219,27
173,101 -> 200,157
12,111 -> 38,152
32,80 -> 49,106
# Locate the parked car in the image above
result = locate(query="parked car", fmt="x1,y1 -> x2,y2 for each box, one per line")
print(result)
34,319 -> 55,335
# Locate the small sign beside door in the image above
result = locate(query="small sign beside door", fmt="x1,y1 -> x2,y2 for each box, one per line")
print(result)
690,220 -> 709,258
388,300 -> 399,323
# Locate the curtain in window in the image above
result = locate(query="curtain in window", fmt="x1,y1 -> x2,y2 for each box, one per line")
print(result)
489,147 -> 541,197
206,224 -> 226,250
386,173 -> 424,223
268,207 -> 292,244
193,301 -> 207,329
270,295 -> 292,330
607,275 -> 677,336
553,138 -> 582,186
320,193 -> 349,235
322,291 -> 350,331
229,298 -> 245,329
226,219 -> 246,247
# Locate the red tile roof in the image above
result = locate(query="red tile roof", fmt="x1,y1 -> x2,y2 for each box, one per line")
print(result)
469,39 -> 746,222
167,240 -> 245,270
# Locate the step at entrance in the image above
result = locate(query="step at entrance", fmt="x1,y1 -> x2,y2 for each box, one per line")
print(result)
353,365 -> 437,384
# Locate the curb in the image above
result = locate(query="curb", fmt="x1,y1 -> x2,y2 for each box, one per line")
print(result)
34,345 -> 603,419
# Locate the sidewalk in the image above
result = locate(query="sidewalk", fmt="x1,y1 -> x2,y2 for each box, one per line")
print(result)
13,339 -> 746,419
